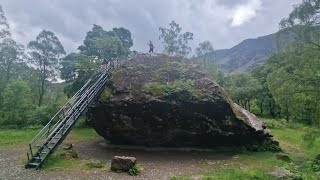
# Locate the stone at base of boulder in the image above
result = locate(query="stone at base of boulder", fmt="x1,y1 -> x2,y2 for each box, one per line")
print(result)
111,156 -> 137,172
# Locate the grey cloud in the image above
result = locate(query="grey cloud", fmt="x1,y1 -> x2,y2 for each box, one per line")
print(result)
1,0 -> 301,53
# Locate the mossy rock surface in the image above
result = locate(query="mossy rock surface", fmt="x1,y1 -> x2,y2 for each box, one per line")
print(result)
88,53 -> 277,147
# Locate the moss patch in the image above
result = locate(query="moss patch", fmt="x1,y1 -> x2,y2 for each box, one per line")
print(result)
99,88 -> 112,103
143,79 -> 211,101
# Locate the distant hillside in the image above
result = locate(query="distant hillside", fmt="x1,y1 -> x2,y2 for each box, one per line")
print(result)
210,30 -> 292,73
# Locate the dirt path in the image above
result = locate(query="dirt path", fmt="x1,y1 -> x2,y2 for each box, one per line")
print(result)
0,137 -> 236,180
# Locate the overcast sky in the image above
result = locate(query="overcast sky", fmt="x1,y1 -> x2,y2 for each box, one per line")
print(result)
1,0 -> 301,53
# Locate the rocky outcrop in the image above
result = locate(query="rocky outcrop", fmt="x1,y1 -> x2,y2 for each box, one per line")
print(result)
87,53 -> 277,147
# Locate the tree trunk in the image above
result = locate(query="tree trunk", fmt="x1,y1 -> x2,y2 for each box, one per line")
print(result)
38,64 -> 46,106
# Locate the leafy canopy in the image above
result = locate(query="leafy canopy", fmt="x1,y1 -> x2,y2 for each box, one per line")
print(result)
159,21 -> 193,56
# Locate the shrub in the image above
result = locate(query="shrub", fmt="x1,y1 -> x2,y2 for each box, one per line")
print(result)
128,164 -> 141,176
100,88 -> 112,103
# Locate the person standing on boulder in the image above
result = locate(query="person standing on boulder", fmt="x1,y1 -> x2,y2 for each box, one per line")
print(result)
148,41 -> 154,53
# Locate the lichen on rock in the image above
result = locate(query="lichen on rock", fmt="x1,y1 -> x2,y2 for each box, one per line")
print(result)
87,53 -> 278,147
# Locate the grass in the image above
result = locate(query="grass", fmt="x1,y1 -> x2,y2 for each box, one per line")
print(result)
1,119 -> 320,178
172,119 -> 320,179
0,126 -> 101,171
42,151 -> 80,171
84,160 -> 105,169
0,129 -> 39,147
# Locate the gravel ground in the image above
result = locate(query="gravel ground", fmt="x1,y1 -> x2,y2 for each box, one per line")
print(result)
0,137 -> 236,180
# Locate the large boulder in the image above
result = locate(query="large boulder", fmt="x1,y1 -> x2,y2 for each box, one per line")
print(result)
87,53 -> 277,147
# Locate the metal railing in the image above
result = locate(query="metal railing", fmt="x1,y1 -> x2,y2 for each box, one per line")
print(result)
26,61 -> 114,162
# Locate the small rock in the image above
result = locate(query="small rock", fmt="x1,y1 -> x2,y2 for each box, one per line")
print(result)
60,150 -> 78,159
62,143 -> 73,150
316,154 -> 320,160
111,156 -> 136,172
276,153 -> 291,162
268,170 -> 293,178
64,152 -> 73,160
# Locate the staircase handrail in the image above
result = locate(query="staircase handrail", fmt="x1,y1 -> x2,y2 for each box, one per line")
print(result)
27,61 -> 113,156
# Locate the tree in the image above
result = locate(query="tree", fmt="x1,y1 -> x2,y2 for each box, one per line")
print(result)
159,21 -> 193,56
60,53 -> 98,97
78,24 -> 132,62
28,30 -> 66,106
0,38 -> 24,83
195,41 -> 214,67
279,0 -> 320,50
267,44 -> 320,124
252,54 -> 284,116
62,25 -> 133,97
225,72 -> 262,111
0,5 -> 10,40
1,80 -> 33,126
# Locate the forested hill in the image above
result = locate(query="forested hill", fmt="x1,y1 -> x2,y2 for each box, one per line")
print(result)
211,31 -> 290,73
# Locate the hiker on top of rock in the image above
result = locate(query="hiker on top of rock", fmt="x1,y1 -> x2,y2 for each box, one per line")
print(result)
148,41 -> 154,53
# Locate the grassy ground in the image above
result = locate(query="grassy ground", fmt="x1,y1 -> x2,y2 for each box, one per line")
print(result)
0,119 -> 319,179
0,127 -> 101,171
171,118 -> 320,180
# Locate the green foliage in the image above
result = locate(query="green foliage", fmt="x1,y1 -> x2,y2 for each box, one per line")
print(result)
279,0 -> 320,50
85,160 -> 105,169
99,88 -> 112,103
195,41 -> 214,67
61,53 -> 98,97
28,30 -> 66,106
203,61 -> 226,86
144,79 -> 203,101
309,159 -> 320,172
245,141 -> 281,152
78,24 -> 132,61
225,72 -> 261,111
303,128 -> 320,147
62,25 -> 133,97
29,103 -> 60,125
159,21 -> 193,56
0,5 -> 10,39
202,168 -> 272,180
266,44 -> 320,124
284,163 -> 303,180
262,118 -> 289,129
75,117 -> 89,128
128,164 -> 141,176
1,80 -> 33,126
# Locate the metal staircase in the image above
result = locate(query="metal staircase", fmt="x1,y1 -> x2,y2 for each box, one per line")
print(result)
25,62 -> 114,169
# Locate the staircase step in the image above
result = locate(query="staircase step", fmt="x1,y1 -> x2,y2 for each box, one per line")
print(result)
25,67 -> 113,169
27,162 -> 39,167
33,156 -> 41,160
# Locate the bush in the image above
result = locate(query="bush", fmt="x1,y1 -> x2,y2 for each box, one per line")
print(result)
29,103 -> 60,125
128,164 -> 141,176
245,140 -> 281,152
143,80 -> 205,101
262,118 -> 288,129
99,88 -> 112,103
